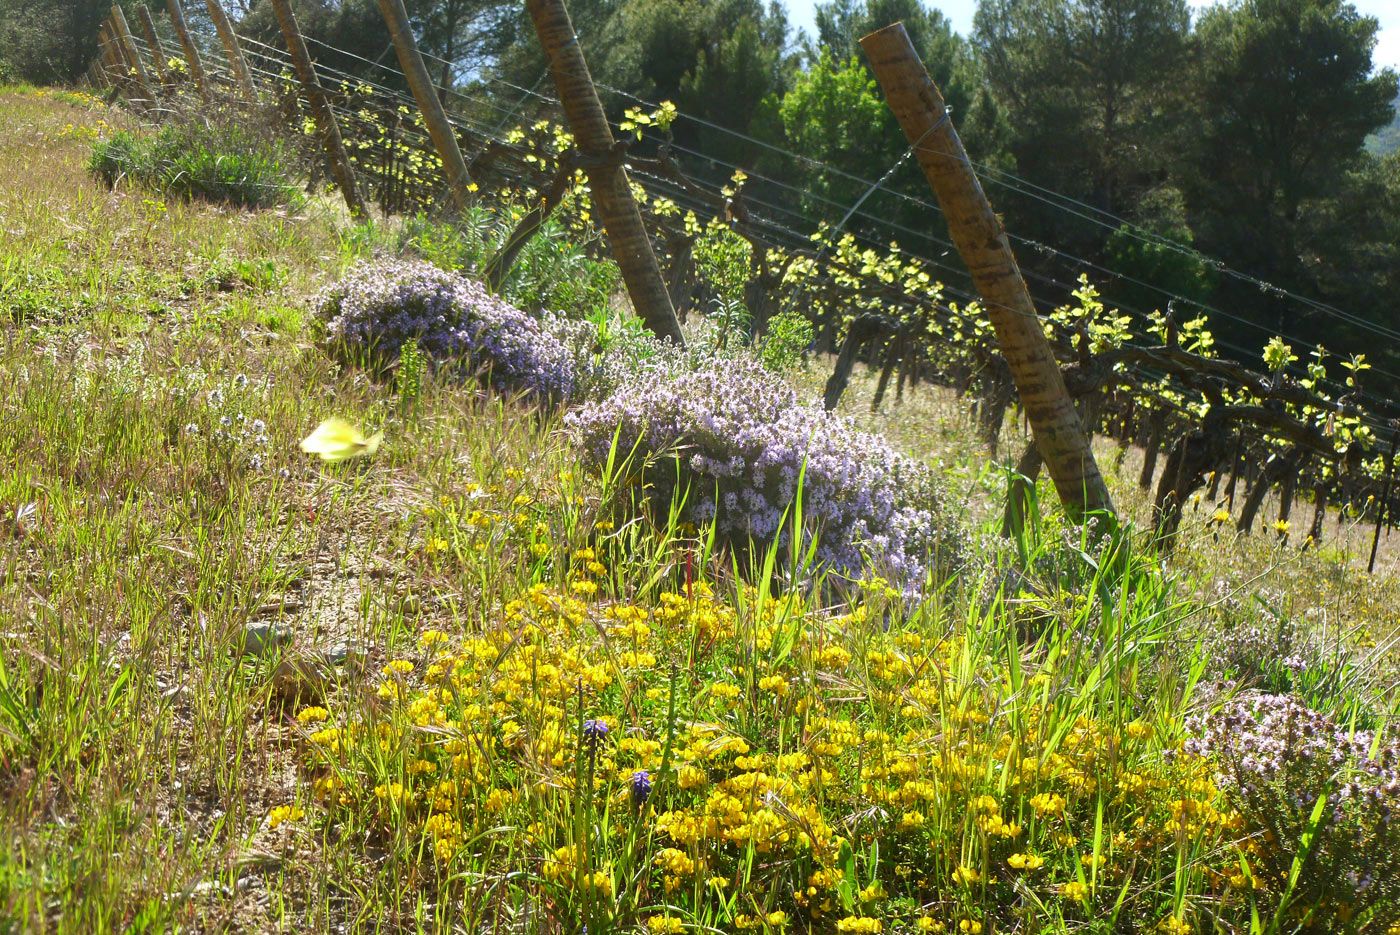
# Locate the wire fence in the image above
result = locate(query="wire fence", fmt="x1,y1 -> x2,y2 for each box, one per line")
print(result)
85,9 -> 1400,552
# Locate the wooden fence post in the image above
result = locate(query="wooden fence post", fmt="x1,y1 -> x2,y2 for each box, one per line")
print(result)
268,0 -> 368,218
204,0 -> 256,98
1368,425 -> 1400,574
166,0 -> 209,98
97,23 -> 121,86
136,5 -> 169,85
110,6 -> 156,104
527,0 -> 685,345
861,23 -> 1112,521
374,0 -> 477,211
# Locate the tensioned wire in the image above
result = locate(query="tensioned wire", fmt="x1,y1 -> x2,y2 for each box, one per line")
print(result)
473,63 -> 1400,372
156,39 -> 1400,486
215,29 -> 1397,442
461,51 -> 1400,352
474,60 -> 1400,347
453,64 -> 1400,414
251,29 -> 1398,435
114,52 -> 1400,513
230,41 -> 1163,380
184,34 -> 1400,385
242,30 -> 1395,404
104,39 -> 349,202
141,26 -> 1369,356
299,27 -> 1386,356
231,51 -> 465,209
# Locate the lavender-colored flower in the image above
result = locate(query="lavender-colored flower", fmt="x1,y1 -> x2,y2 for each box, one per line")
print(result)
316,258 -> 575,400
581,719 -> 609,744
566,357 -> 963,593
1189,691 -> 1400,925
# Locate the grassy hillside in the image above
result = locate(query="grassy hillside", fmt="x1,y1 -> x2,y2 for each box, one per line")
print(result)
3,88 -> 1399,934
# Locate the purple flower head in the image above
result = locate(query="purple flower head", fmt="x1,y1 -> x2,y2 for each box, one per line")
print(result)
566,357 -> 964,593
582,719 -> 609,744
316,258 -> 575,400
630,769 -> 652,805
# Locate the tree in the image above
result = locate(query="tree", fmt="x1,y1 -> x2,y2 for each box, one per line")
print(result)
1102,185 -> 1216,314
1295,151 -> 1400,368
407,0 -> 515,93
1366,92 -> 1400,156
240,0 -> 515,97
974,0 -> 1192,259
1186,0 -> 1397,336
0,0 -> 142,84
485,0 -> 792,168
814,0 -> 1010,167
678,6 -> 792,166
774,50 -> 903,218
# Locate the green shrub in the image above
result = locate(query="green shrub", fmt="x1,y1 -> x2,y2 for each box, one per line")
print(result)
89,120 -> 301,210
758,308 -> 814,371
397,209 -> 619,319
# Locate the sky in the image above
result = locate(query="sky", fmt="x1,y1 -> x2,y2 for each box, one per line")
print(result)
784,0 -> 1400,73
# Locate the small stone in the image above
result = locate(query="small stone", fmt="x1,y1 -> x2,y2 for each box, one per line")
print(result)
240,622 -> 290,658
320,641 -> 367,667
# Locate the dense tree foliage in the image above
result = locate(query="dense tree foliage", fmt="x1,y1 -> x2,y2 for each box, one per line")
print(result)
1185,0 -> 1397,341
0,0 -> 147,84
7,0 -> 1396,368
974,0 -> 1192,257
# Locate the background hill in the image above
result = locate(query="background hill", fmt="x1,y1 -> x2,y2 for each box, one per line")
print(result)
1367,91 -> 1400,154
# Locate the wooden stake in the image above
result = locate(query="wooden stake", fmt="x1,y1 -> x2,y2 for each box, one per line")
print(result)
861,23 -> 1112,520
527,0 -> 685,345
375,0 -> 477,211
136,5 -> 169,84
1368,426 -> 1400,574
268,0 -> 368,218
204,0 -> 256,99
166,0 -> 209,98
97,23 -> 121,86
110,5 -> 156,104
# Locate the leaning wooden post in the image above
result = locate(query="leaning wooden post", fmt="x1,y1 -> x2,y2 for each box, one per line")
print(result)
97,23 -> 121,86
268,0 -> 368,217
136,5 -> 170,85
204,0 -> 256,98
861,23 -> 1111,519
1367,424 -> 1400,574
110,5 -> 155,102
527,0 -> 685,345
166,0 -> 209,97
374,0 -> 477,211
103,21 -> 134,94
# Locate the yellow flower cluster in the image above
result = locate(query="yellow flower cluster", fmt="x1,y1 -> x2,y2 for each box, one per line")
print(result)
266,804 -> 304,829
289,526 -> 1244,932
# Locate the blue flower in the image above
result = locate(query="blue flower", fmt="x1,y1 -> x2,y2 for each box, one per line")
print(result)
630,769 -> 652,805
566,358 -> 964,593
582,719 -> 609,744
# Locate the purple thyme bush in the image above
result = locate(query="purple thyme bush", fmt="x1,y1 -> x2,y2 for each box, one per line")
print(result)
566,357 -> 962,590
316,258 -> 575,400
1186,692 -> 1399,930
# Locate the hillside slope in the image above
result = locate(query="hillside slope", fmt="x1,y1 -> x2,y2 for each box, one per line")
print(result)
1367,92 -> 1400,155
3,87 -> 1399,934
